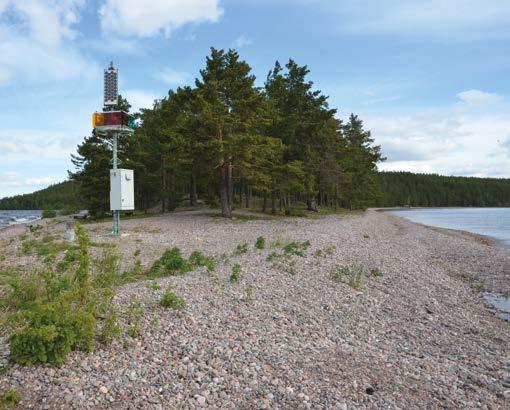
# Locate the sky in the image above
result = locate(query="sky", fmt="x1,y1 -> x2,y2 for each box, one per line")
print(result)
1,0 -> 510,197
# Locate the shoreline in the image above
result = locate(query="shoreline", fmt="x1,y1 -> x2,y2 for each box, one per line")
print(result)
1,209 -> 509,408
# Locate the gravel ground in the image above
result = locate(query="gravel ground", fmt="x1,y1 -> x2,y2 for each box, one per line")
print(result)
1,210 -> 509,409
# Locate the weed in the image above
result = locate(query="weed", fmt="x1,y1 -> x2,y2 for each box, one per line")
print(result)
42,209 -> 57,219
150,316 -> 160,329
255,236 -> 266,250
283,240 -> 310,257
99,308 -> 121,345
474,281 -> 485,292
244,285 -> 253,300
134,249 -> 141,257
148,281 -> 161,291
0,365 -> 9,374
370,267 -> 382,277
126,299 -> 144,338
0,389 -> 21,408
234,243 -> 248,255
230,264 -> 242,283
270,236 -> 286,248
0,252 -> 5,262
160,285 -> 186,310
149,247 -> 191,277
188,251 -> 216,272
266,251 -> 280,262
348,266 -> 364,289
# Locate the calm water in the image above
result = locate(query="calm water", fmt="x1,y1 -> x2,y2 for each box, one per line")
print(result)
388,207 -> 510,321
0,210 -> 42,229
387,208 -> 510,247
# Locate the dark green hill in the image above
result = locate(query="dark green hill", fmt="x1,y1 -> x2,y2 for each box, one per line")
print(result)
0,180 -> 82,210
376,172 -> 510,207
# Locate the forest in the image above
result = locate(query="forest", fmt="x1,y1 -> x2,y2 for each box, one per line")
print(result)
69,48 -> 384,217
2,49 -> 509,214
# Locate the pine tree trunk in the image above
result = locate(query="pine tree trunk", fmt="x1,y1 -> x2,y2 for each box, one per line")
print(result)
271,191 -> 277,214
262,192 -> 267,213
228,160 -> 233,212
161,157 -> 166,212
190,172 -> 197,206
219,164 -> 232,217
245,185 -> 251,208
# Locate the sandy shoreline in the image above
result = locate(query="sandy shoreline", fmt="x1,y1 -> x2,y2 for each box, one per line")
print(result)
1,210 -> 509,408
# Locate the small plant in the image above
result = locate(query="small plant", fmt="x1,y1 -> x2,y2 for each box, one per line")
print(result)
270,236 -> 286,248
266,251 -> 280,262
0,389 -> 21,408
283,240 -> 310,257
230,264 -> 242,283
188,251 -> 216,272
474,281 -> 485,292
234,243 -> 248,255
149,247 -> 191,277
150,316 -> 160,329
148,281 -> 161,291
160,285 -> 186,310
99,308 -> 121,345
244,285 -> 253,300
348,266 -> 364,290
370,267 -> 382,277
133,249 -> 141,257
126,299 -> 144,338
42,208 -> 57,219
255,236 -> 266,250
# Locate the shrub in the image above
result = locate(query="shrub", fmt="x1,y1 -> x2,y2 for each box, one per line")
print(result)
42,209 -> 57,219
0,389 -> 21,408
348,266 -> 364,289
234,243 -> 248,255
149,247 -> 191,277
98,308 -> 121,345
126,300 -> 144,338
230,264 -> 242,283
160,285 -> 186,310
283,240 -> 310,257
331,266 -> 350,282
255,236 -> 266,250
60,206 -> 78,216
188,251 -> 216,272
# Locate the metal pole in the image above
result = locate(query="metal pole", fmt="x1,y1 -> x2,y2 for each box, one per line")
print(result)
112,132 -> 120,236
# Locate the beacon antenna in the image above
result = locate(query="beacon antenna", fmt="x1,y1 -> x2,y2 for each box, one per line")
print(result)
103,61 -> 118,110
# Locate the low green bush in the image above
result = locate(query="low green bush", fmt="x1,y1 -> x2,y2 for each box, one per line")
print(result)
255,236 -> 266,250
41,209 -> 57,219
234,243 -> 248,255
149,247 -> 191,277
230,264 -> 242,283
0,389 -> 21,408
160,285 -> 186,310
188,251 -> 216,272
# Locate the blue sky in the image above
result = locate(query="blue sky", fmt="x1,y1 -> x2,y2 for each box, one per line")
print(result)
1,0 -> 510,197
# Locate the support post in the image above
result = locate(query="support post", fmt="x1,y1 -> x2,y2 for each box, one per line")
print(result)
112,132 -> 120,236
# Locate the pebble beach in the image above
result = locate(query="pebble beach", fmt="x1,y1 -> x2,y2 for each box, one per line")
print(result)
1,209 -> 509,409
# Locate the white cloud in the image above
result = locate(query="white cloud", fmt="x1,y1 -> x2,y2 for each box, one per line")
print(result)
233,35 -> 252,48
0,0 -> 97,86
124,89 -> 159,112
99,0 -> 223,37
0,130 -> 77,160
0,172 -> 58,197
366,107 -> 510,177
457,89 -> 503,106
155,69 -> 191,86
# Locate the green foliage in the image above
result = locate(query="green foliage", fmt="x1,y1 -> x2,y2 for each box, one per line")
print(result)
370,267 -> 382,277
0,389 -> 21,409
234,243 -> 248,255
188,251 -> 216,272
331,265 -> 364,289
4,224 -> 118,366
377,171 -> 510,207
60,205 -> 78,216
0,180 -> 81,211
266,251 -> 279,262
230,264 -> 242,283
244,285 -> 253,300
99,308 -> 121,345
41,208 -> 57,219
255,236 -> 266,250
283,240 -> 310,257
149,247 -> 191,277
126,299 -> 144,338
160,285 -> 186,310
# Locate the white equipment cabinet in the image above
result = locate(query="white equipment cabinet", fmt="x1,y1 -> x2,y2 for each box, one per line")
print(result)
110,169 -> 134,211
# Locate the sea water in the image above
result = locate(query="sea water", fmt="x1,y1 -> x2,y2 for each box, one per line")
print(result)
387,207 -> 510,321
0,210 -> 42,229
387,208 -> 510,247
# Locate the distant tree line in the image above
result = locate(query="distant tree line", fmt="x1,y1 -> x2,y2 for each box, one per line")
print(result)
69,48 -> 383,217
377,172 -> 510,207
2,172 -> 509,211
0,181 -> 81,211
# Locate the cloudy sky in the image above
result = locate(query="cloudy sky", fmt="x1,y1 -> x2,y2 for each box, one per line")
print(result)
1,0 -> 510,197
